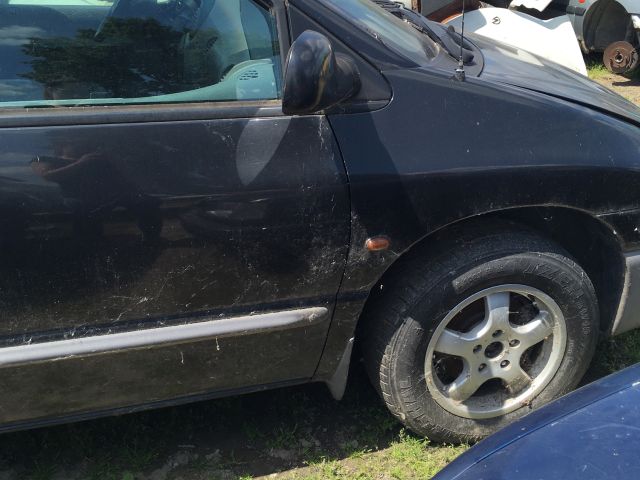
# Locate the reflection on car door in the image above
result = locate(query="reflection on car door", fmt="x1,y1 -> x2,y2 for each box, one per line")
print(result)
0,0 -> 350,428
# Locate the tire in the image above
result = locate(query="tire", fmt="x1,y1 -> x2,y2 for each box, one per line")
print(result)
361,221 -> 599,443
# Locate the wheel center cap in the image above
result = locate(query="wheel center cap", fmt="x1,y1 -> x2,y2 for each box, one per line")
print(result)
484,341 -> 504,359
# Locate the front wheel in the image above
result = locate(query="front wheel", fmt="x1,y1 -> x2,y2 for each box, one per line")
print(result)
362,224 -> 599,443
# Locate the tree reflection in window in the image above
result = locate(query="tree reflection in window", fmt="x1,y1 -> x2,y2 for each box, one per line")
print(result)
21,17 -> 197,101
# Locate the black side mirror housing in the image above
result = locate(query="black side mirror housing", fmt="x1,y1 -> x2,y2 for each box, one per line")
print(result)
282,30 -> 361,115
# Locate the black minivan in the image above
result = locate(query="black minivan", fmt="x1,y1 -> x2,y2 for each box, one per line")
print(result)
1,0 -> 640,443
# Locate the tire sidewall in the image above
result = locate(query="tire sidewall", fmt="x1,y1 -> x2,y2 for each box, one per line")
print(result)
390,251 -> 598,441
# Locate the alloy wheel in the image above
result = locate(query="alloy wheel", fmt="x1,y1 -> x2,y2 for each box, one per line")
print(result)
424,284 -> 567,419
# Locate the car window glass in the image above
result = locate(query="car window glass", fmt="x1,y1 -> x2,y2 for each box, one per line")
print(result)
0,0 -> 281,108
320,0 -> 436,65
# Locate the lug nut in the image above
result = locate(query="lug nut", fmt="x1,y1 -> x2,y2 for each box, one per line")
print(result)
478,363 -> 487,372
509,339 -> 520,347
473,345 -> 482,353
500,360 -> 510,368
492,330 -> 503,338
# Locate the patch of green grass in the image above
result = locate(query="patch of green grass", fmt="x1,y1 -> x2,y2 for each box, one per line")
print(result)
585,53 -> 640,81
303,458 -> 349,479
587,61 -> 609,80
590,329 -> 640,378
584,52 -> 610,80
291,430 -> 466,480
302,457 -> 372,480
341,401 -> 398,451
346,447 -> 371,460
386,430 -> 467,479
266,423 -> 299,450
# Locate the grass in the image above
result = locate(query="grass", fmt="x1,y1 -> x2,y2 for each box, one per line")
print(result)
587,62 -> 610,80
283,430 -> 466,480
1,329 -> 640,480
586,52 -> 640,82
585,53 -> 610,80
591,328 -> 640,379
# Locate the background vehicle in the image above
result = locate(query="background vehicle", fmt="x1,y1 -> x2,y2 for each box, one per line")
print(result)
1,0 -> 640,444
445,7 -> 588,75
434,363 -> 640,479
414,0 -> 640,73
380,0 -> 588,74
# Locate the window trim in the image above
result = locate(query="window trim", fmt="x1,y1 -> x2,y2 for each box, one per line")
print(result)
270,0 -> 291,82
0,100 -> 286,127
0,0 -> 291,122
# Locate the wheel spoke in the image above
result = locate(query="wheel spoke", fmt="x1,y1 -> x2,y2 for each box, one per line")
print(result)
425,285 -> 568,419
503,365 -> 532,394
513,311 -> 554,349
446,366 -> 486,402
484,292 -> 511,331
434,329 -> 472,357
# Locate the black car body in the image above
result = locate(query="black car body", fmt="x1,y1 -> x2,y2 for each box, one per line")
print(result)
1,0 -> 640,442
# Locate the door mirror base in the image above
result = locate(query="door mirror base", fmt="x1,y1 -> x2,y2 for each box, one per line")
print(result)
282,30 -> 361,115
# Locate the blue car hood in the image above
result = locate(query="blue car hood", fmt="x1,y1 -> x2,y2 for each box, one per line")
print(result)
434,364 -> 640,480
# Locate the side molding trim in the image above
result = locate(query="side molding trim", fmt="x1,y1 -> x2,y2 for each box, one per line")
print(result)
0,307 -> 328,368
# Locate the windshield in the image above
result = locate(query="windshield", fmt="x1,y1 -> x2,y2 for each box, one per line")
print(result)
320,0 -> 436,65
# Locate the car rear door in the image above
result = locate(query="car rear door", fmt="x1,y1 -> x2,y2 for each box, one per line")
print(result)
0,0 -> 350,427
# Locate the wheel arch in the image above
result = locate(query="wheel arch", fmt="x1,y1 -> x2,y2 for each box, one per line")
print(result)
360,205 -> 624,336
319,205 -> 625,398
583,0 -> 634,51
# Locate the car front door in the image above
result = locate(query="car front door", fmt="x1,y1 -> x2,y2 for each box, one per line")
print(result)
0,0 -> 350,427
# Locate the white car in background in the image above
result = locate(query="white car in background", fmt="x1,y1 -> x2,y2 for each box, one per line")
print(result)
394,0 -> 588,74
410,0 -> 640,73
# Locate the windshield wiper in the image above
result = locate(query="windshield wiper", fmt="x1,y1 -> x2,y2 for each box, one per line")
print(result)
371,0 -> 474,64
430,23 -> 475,64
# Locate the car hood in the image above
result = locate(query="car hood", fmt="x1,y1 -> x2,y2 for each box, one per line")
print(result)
433,364 -> 640,480
472,34 -> 640,126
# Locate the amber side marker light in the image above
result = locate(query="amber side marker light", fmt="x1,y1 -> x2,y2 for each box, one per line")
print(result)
365,236 -> 390,252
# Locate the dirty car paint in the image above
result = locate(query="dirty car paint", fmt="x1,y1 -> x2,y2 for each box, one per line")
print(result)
0,112 -> 350,423
434,364 -> 640,479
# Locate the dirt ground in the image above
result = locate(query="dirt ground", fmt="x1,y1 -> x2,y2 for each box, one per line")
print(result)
592,71 -> 640,104
0,363 -> 466,480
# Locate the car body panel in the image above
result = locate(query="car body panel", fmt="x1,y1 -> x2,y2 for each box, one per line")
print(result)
473,33 -> 640,122
433,364 -> 640,479
312,60 -> 640,381
421,0 -> 640,55
329,65 -> 640,290
2,0 -> 640,431
0,115 -> 349,337
445,10 -> 588,75
293,1 -> 640,385
0,309 -> 329,427
0,107 -> 351,423
563,0 -> 640,51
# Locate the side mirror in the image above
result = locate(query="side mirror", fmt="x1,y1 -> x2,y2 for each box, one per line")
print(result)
282,30 -> 361,115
